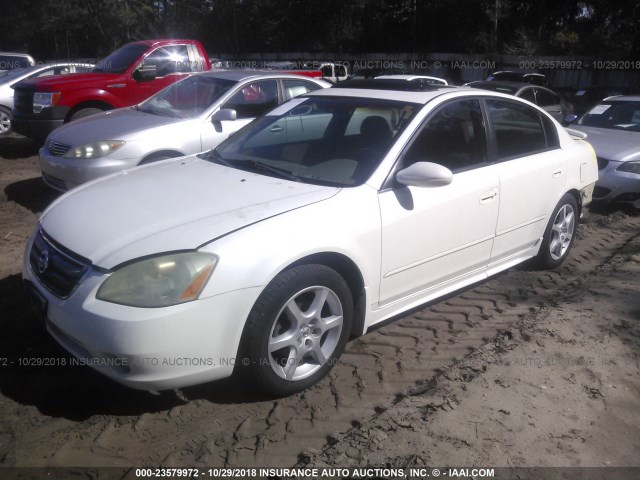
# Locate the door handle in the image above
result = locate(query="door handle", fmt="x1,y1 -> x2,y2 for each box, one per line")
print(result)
480,188 -> 498,203
552,169 -> 563,178
269,125 -> 283,133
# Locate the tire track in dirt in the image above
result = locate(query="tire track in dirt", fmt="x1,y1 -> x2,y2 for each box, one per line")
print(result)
35,213 -> 637,468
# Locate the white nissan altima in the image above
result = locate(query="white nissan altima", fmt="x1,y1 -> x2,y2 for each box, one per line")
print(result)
23,80 -> 598,396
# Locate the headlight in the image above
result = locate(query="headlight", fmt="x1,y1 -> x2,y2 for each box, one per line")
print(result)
97,252 -> 217,308
33,92 -> 61,113
617,161 -> 640,174
63,140 -> 125,159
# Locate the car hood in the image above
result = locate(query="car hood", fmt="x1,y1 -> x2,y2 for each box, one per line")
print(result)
40,156 -> 340,269
49,107 -> 182,144
572,126 -> 640,162
13,72 -> 128,92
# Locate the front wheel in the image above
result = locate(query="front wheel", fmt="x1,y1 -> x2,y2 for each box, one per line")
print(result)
533,193 -> 578,269
238,264 -> 353,396
0,107 -> 12,135
70,107 -> 105,121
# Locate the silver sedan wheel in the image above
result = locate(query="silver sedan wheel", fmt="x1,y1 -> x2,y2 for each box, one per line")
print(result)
268,285 -> 343,381
549,204 -> 575,260
0,109 -> 11,135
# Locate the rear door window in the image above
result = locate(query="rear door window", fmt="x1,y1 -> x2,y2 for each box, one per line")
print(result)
486,99 -> 550,159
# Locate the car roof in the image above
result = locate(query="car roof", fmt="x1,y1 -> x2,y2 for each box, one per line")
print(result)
0,52 -> 35,57
601,95 -> 640,102
468,80 -> 532,89
307,83 -> 473,104
375,74 -> 448,83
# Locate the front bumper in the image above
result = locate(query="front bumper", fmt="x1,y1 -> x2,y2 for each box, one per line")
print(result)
11,106 -> 69,142
39,147 -> 137,191
594,160 -> 640,209
22,234 -> 261,391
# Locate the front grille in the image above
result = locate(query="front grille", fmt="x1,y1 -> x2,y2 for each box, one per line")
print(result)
47,139 -> 72,157
596,157 -> 609,170
30,230 -> 90,298
12,87 -> 33,113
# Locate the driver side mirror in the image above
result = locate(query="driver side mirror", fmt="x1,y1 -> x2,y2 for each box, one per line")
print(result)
396,162 -> 453,187
132,64 -> 158,82
212,108 -> 237,122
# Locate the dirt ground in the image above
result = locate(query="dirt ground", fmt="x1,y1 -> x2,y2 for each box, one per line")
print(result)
0,132 -> 639,478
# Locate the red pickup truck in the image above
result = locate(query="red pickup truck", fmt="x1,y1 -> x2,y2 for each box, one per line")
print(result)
12,39 -> 211,142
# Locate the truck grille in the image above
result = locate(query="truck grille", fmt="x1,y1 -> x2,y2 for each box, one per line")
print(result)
29,230 -> 90,298
48,139 -> 72,157
12,87 -> 33,113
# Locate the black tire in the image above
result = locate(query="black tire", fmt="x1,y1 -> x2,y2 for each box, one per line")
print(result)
0,106 -> 12,136
533,193 -> 579,269
238,264 -> 353,396
70,107 -> 104,121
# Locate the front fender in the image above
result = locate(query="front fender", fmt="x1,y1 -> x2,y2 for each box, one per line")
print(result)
60,88 -> 126,110
198,186 -> 381,304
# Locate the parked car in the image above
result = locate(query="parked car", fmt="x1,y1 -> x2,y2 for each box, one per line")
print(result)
375,74 -> 449,86
486,71 -> 549,87
568,95 -> 640,209
23,82 -> 597,395
466,81 -> 571,123
557,86 -> 627,117
39,70 -> 330,191
11,39 -> 211,142
0,62 -> 94,135
0,52 -> 35,71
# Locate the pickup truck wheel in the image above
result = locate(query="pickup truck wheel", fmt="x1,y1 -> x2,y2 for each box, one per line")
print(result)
238,264 -> 353,396
70,107 -> 104,122
0,107 -> 12,135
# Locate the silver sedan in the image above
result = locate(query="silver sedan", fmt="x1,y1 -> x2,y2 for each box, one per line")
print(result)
570,95 -> 640,209
39,70 -> 331,191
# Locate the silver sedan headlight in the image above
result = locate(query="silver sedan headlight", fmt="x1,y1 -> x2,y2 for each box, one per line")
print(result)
64,140 -> 126,159
617,161 -> 640,174
97,252 -> 218,308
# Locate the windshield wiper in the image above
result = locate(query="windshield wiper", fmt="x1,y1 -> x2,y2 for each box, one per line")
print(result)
207,152 -> 300,182
203,148 -> 230,164
244,160 -> 301,182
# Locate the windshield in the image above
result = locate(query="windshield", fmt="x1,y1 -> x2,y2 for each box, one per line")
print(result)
92,43 -> 149,74
208,96 -> 419,186
138,75 -> 237,118
577,101 -> 640,132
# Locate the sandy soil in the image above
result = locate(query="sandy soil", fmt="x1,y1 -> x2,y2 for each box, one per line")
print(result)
0,132 -> 639,477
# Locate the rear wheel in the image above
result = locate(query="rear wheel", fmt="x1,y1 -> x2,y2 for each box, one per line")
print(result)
0,107 -> 12,135
238,264 -> 353,396
533,193 -> 578,269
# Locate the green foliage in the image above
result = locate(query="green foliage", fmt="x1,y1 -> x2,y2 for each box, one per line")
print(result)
0,0 -> 638,59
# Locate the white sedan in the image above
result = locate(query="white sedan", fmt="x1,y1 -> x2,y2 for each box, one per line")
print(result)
23,82 -> 598,396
